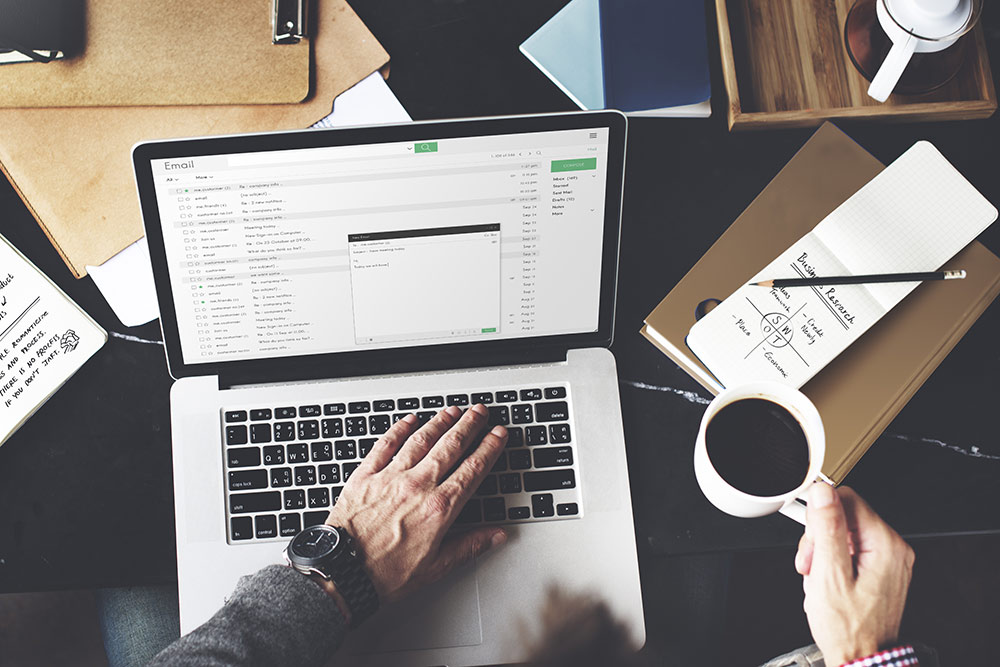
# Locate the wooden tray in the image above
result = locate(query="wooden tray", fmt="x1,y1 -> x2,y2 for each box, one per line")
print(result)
716,0 -> 997,130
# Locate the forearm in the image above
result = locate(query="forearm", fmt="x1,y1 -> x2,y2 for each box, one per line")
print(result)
150,565 -> 348,667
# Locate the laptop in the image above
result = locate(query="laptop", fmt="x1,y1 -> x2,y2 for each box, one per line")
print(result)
133,111 -> 644,666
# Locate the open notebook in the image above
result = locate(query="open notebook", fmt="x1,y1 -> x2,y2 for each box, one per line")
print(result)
687,141 -> 998,389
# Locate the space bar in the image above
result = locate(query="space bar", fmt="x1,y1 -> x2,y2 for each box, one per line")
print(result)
523,469 -> 575,492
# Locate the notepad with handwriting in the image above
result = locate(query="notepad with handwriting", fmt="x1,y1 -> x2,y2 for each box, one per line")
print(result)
687,141 -> 998,389
0,233 -> 106,447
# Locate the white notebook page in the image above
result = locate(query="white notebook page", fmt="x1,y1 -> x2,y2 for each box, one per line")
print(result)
686,141 -> 998,389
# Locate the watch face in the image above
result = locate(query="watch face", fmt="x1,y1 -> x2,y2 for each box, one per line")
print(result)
291,525 -> 340,561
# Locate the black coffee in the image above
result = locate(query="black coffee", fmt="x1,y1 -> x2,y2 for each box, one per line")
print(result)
705,398 -> 810,497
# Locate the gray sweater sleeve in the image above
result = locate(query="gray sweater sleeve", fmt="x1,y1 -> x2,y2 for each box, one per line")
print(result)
150,565 -> 348,667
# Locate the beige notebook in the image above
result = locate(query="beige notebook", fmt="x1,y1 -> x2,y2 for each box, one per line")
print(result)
0,0 -> 310,107
641,123 -> 1000,483
0,0 -> 390,278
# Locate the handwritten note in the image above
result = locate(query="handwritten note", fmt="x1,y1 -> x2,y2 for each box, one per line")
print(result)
687,142 -> 998,389
0,234 -> 106,445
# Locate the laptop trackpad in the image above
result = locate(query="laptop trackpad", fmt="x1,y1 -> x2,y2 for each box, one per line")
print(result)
349,563 -> 482,654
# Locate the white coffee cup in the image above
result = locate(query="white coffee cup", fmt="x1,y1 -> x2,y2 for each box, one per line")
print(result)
693,381 -> 825,525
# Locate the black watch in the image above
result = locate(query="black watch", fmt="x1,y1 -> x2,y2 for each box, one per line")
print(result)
284,524 -> 379,626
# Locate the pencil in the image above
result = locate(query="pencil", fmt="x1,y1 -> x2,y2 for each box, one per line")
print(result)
751,270 -> 966,288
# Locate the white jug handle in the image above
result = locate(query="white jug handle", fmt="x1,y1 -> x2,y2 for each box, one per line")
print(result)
868,33 -> 918,102
778,495 -> 808,525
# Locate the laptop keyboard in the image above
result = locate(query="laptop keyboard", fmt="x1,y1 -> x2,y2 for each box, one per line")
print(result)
222,385 -> 581,543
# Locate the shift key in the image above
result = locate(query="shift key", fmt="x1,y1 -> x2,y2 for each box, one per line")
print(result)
534,401 -> 568,422
230,491 -> 281,514
524,469 -> 575,492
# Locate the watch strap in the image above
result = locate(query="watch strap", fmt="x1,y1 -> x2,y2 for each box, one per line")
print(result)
324,531 -> 379,626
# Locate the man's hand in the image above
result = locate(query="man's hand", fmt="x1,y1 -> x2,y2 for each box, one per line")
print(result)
795,483 -> 914,666
326,404 -> 508,604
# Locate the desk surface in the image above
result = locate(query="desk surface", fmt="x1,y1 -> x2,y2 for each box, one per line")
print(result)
1,0 -> 998,592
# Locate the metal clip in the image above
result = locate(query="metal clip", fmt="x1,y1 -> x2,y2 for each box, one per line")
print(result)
273,0 -> 307,44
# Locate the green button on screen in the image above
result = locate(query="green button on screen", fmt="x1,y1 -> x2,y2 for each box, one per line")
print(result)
415,142 -> 438,153
551,157 -> 597,172
481,327 -> 497,333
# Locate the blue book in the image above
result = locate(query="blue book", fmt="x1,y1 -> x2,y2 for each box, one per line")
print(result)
520,0 -> 711,116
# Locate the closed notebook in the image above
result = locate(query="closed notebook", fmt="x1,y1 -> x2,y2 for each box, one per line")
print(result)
641,122 -> 1000,484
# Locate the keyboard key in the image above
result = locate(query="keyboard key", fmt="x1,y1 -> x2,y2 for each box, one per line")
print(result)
524,469 -> 576,492
491,451 -> 508,472
422,396 -> 444,409
488,406 -> 509,426
373,399 -> 395,412
299,405 -> 322,417
324,403 -> 346,416
476,475 -> 498,496
270,467 -> 292,488
229,469 -> 267,491
250,409 -> 272,421
230,491 -> 281,514
284,489 -> 305,510
294,466 -> 316,486
511,404 -> 533,424
349,401 -> 371,414
231,516 -> 253,540
297,420 -> 319,440
369,414 -> 390,435
509,449 -> 531,470
557,503 -> 579,516
455,499 -> 482,524
225,425 -> 248,446
274,422 -> 295,442
533,446 -> 573,468
535,401 -> 568,422
250,423 -> 272,444
330,486 -> 344,505
308,488 -> 330,508
416,411 -> 436,424
446,394 -> 469,406
392,413 -> 407,423
225,410 -> 247,423
525,426 -> 548,446
275,407 -> 296,419
335,440 -> 357,460
544,387 -> 567,399
322,418 -> 343,438
399,397 -> 420,410
318,464 -> 341,485
520,389 -> 543,401
471,392 -> 494,405
508,506 -> 530,520
286,443 -> 308,463
496,390 -> 517,403
227,447 -> 260,468
359,438 -> 377,458
549,423 -> 572,444
303,511 -> 328,528
255,515 -> 277,539
531,493 -> 555,518
345,417 -> 367,436
342,462 -> 361,481
506,427 -> 524,447
279,513 -> 301,537
483,497 -> 506,522
499,473 -> 522,494
262,445 -> 285,465
310,441 -> 333,462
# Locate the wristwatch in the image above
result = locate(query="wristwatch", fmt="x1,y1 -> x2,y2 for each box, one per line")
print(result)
284,523 -> 379,626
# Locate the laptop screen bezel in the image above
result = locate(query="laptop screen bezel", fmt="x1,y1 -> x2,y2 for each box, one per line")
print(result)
133,111 -> 626,381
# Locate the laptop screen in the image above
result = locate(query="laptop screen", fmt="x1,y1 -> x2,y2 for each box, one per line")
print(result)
148,127 -> 612,366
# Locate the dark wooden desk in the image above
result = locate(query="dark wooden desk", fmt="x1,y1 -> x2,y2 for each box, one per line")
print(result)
0,0 -> 998,593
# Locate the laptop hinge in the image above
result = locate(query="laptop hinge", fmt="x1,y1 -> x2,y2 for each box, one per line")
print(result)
216,347 -> 569,390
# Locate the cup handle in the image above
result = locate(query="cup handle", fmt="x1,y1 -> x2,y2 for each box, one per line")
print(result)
778,493 -> 808,525
868,33 -> 917,102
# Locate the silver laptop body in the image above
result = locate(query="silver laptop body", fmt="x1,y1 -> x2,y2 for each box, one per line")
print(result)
134,111 -> 644,666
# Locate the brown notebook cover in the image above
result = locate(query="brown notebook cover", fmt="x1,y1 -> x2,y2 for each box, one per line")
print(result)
641,122 -> 1000,484
0,0 -> 310,107
0,0 -> 389,278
